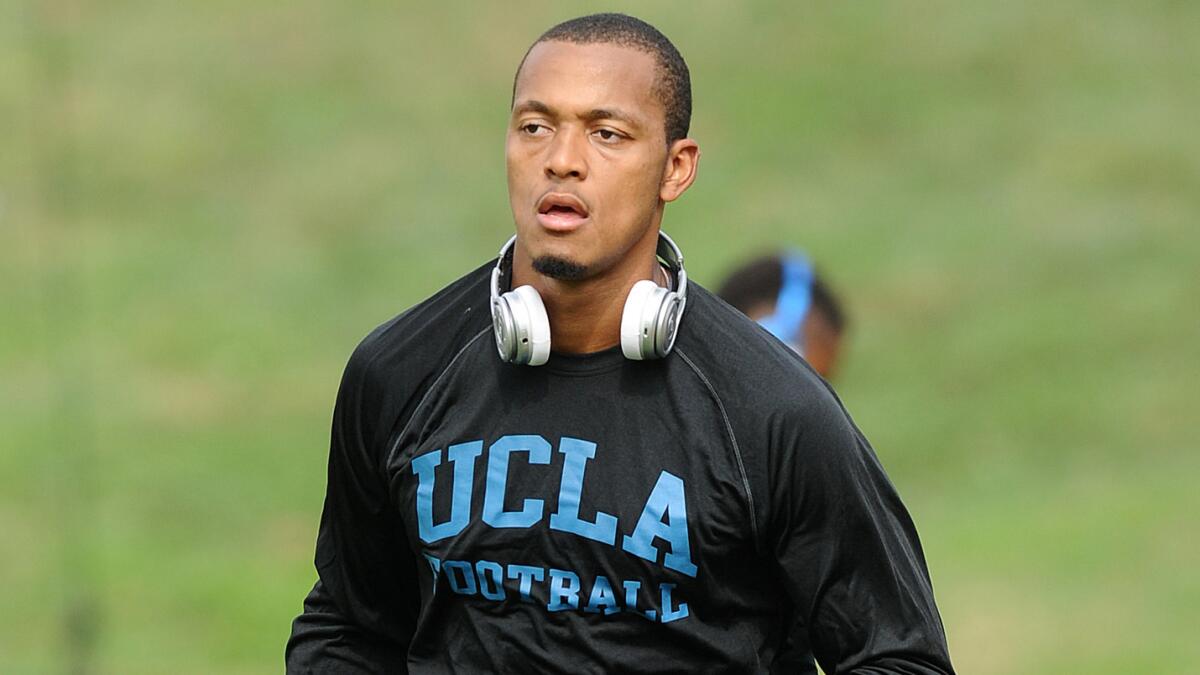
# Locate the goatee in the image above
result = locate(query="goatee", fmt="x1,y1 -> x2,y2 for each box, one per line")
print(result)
535,254 -> 590,281
532,255 -> 588,281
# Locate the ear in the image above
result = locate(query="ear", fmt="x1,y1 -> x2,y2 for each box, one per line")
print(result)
659,138 -> 700,203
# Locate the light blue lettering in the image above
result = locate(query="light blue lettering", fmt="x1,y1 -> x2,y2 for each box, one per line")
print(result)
412,441 -> 484,543
584,575 -> 620,615
423,553 -> 441,584
475,560 -> 506,601
483,435 -> 551,529
622,579 -> 657,621
442,560 -> 477,595
506,564 -> 545,603
547,569 -> 581,612
621,471 -> 698,577
660,583 -> 689,623
548,437 -> 618,545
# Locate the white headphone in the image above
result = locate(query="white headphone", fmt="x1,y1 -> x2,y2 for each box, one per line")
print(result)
489,231 -> 689,366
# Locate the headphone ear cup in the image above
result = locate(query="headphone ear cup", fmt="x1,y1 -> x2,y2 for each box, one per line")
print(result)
621,280 -> 668,360
491,294 -> 518,362
654,294 -> 685,357
501,284 -> 551,366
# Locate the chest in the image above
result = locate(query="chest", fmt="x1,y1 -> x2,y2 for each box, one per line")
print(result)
384,358 -> 756,586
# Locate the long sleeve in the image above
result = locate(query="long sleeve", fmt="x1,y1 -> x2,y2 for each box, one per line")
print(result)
286,342 -> 420,673
768,394 -> 954,674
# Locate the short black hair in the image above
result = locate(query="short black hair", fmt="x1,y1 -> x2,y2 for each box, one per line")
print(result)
513,13 -> 692,143
716,254 -> 848,334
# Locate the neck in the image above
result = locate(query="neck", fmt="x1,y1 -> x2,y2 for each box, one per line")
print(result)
511,228 -> 667,355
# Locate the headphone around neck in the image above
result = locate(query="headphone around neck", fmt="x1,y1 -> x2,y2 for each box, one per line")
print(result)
490,231 -> 689,366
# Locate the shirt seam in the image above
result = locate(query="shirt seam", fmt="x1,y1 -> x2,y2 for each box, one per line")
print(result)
675,347 -> 762,551
383,327 -> 492,476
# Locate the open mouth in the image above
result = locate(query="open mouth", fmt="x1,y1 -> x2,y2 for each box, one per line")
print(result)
536,193 -> 590,230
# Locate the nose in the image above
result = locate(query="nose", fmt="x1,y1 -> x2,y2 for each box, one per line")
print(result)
544,129 -> 587,181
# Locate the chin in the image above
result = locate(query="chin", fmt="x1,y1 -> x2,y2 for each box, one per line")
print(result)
532,255 -> 589,281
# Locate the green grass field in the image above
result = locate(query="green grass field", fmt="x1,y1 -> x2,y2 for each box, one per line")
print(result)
3,2 -> 1197,673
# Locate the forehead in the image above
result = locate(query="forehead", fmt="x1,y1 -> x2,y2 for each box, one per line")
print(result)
514,41 -> 664,127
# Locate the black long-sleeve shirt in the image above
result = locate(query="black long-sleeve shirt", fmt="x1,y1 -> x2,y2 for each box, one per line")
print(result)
286,260 -> 954,674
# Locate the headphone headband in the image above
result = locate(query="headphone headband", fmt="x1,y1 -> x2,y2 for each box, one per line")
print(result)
656,231 -> 688,301
757,252 -> 813,348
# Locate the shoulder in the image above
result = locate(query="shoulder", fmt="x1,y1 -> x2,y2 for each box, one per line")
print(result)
673,280 -> 838,424
354,260 -> 494,363
673,282 -> 864,537
341,260 -> 495,424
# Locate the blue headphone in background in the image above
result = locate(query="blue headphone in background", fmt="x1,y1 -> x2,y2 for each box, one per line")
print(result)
756,252 -> 813,353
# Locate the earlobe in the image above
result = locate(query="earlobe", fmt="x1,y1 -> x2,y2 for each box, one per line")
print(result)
660,139 -> 700,203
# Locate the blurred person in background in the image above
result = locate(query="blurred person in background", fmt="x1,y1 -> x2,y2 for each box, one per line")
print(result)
287,13 -> 951,674
717,251 -> 848,381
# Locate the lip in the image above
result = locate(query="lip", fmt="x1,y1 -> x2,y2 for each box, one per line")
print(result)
535,192 -> 590,233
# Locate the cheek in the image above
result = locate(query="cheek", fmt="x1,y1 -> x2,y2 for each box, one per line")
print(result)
505,139 -> 537,178
505,149 -> 536,213
608,155 -> 661,197
504,147 -> 522,179
506,161 -> 539,206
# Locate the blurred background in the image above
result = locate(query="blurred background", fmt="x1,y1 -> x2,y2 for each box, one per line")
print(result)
2,1 -> 1197,673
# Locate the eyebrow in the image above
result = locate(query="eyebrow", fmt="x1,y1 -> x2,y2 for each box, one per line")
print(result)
582,107 -> 640,128
512,99 -> 642,129
512,99 -> 553,117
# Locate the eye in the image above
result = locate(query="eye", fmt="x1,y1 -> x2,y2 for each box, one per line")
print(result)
594,128 -> 623,142
520,122 -> 548,136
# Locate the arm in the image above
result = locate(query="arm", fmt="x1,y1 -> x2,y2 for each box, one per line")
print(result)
769,395 -> 954,674
286,343 -> 420,674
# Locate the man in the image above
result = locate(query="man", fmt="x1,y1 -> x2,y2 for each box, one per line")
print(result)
717,252 -> 848,380
287,13 -> 953,674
